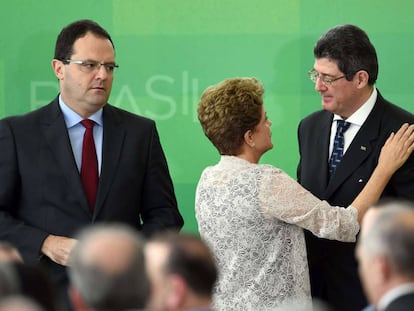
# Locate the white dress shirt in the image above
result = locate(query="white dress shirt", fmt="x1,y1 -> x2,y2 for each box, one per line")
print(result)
329,87 -> 377,160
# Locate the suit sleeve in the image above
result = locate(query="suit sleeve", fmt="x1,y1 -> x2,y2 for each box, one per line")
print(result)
297,120 -> 303,184
139,123 -> 183,236
0,119 -> 49,262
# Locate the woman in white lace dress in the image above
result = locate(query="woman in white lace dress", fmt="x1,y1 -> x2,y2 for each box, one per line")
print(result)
195,78 -> 414,310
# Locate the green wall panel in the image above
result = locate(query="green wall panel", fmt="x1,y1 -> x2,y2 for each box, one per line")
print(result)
1,0 -> 413,233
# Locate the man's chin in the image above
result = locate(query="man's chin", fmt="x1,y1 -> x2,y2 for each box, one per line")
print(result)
88,94 -> 108,106
321,101 -> 335,112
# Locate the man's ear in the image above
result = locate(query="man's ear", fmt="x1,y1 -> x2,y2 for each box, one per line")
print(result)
355,70 -> 369,89
377,255 -> 392,283
166,275 -> 187,309
51,59 -> 64,80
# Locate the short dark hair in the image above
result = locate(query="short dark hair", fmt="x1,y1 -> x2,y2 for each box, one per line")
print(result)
54,19 -> 114,60
153,233 -> 218,296
314,24 -> 378,84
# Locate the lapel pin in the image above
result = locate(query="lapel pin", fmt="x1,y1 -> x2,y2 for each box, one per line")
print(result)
358,179 -> 363,183
360,146 -> 367,151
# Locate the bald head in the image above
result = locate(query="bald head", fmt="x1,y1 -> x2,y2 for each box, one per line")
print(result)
0,296 -> 44,311
73,227 -> 139,274
359,201 -> 414,273
357,201 -> 414,305
69,224 -> 149,311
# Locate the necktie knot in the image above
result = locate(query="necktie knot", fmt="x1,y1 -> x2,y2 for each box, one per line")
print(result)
81,119 -> 95,129
336,120 -> 351,134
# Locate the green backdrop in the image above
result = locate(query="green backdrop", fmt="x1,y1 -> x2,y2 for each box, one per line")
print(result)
1,1 -> 413,232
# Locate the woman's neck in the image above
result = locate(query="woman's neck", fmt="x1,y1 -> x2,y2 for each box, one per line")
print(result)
236,153 -> 260,164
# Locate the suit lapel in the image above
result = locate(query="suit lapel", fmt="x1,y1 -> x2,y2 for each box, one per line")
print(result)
93,105 -> 126,217
41,99 -> 91,214
317,115 -> 333,189
325,99 -> 385,198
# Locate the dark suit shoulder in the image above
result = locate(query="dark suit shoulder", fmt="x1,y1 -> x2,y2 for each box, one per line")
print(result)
299,109 -> 332,135
300,109 -> 331,125
385,292 -> 414,311
103,104 -> 156,127
0,98 -> 60,129
377,95 -> 414,122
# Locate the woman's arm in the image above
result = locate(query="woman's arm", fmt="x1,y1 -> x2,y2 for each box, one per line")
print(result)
258,124 -> 414,241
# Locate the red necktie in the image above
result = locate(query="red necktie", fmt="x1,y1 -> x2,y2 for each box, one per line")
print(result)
80,119 -> 98,209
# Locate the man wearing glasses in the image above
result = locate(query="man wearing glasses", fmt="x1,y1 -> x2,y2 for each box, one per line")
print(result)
0,19 -> 183,307
297,24 -> 414,311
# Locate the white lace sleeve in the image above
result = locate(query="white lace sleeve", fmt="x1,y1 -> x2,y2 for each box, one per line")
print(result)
257,165 -> 359,242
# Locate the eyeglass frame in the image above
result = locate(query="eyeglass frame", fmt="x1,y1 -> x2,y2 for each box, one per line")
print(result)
61,59 -> 119,73
308,69 -> 346,86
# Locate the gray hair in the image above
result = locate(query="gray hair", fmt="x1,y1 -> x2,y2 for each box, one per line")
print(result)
0,295 -> 45,311
68,223 -> 149,311
0,263 -> 19,298
360,201 -> 414,277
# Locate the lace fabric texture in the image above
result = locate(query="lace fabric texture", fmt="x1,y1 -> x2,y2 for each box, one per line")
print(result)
195,156 -> 359,310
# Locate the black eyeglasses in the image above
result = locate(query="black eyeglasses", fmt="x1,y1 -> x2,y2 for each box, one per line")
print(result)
62,59 -> 119,74
308,69 -> 345,86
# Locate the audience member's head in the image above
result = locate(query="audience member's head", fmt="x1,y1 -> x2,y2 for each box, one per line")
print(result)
0,295 -> 45,311
68,223 -> 149,311
356,200 -> 414,309
13,263 -> 57,311
0,242 -> 23,263
0,263 -> 19,298
145,232 -> 217,311
0,262 -> 56,311
0,295 -> 46,311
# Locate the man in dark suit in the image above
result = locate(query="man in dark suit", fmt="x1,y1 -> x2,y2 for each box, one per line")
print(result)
0,19 -> 183,295
356,200 -> 414,311
297,24 -> 414,311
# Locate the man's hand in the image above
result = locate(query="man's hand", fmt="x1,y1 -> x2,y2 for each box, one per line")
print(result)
41,235 -> 78,266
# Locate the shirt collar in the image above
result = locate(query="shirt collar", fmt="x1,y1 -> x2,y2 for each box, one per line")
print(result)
58,94 -> 103,128
333,87 -> 377,126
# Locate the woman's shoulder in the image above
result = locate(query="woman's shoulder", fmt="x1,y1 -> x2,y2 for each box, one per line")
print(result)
257,163 -> 283,174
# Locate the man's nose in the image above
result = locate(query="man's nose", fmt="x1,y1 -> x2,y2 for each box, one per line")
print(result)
314,77 -> 327,91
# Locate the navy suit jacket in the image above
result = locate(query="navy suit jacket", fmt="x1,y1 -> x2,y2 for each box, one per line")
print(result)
0,97 -> 183,285
297,91 -> 414,310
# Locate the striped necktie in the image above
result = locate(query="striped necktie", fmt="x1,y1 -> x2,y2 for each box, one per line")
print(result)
329,120 -> 351,178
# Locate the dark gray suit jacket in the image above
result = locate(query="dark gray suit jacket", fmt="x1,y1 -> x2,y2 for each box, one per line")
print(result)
0,97 -> 183,285
297,91 -> 414,311
385,292 -> 414,311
